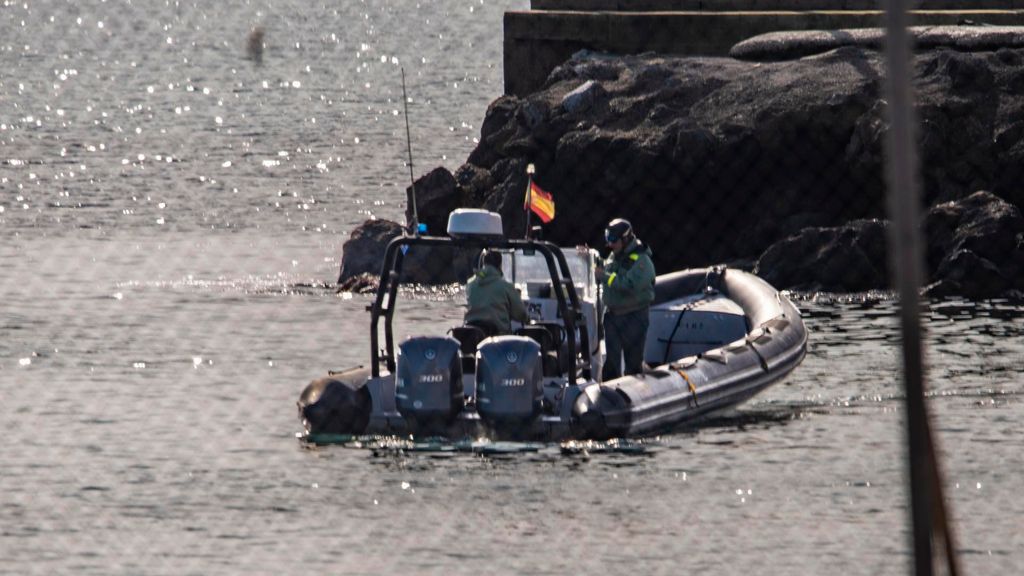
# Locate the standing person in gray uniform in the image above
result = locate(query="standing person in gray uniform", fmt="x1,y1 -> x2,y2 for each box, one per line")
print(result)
597,218 -> 655,381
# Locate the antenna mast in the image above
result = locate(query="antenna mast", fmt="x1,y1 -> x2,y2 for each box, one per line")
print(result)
401,67 -> 419,235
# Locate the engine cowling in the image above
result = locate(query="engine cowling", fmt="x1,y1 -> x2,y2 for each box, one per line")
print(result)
395,336 -> 464,434
475,336 -> 543,433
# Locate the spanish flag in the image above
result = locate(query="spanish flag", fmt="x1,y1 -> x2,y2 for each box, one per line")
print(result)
524,180 -> 555,223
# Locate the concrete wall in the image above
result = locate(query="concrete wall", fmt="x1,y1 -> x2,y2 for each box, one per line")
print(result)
505,4 -> 1024,95
532,1 -> 1024,10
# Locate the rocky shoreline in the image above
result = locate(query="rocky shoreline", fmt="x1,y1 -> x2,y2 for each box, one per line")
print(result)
340,25 -> 1024,299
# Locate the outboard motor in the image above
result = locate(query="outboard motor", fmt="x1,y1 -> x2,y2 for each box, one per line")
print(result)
476,336 -> 543,435
396,336 -> 464,434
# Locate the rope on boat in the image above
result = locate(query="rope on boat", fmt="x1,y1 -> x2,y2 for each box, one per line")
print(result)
674,368 -> 699,407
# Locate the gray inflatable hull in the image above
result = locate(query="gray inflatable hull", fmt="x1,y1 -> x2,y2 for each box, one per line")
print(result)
299,267 -> 807,441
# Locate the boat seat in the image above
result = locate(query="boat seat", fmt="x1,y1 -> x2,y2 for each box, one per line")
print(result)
450,325 -> 487,374
466,318 -> 504,338
516,325 -> 561,377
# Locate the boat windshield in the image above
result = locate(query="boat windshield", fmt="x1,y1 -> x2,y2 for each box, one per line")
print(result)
505,248 -> 597,301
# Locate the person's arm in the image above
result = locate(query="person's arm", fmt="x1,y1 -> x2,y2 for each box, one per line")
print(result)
609,254 -> 654,295
507,284 -> 529,324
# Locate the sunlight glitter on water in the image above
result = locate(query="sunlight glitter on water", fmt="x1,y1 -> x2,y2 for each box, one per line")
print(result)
12,1 -> 1022,574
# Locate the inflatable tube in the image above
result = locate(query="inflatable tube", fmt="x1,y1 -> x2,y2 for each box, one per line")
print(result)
298,366 -> 372,435
572,268 -> 806,438
298,266 -> 806,441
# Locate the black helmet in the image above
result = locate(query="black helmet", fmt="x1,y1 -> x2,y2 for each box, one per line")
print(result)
604,218 -> 633,244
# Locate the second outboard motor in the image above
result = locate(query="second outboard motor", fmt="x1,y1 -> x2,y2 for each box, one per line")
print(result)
476,336 -> 543,434
396,336 -> 463,434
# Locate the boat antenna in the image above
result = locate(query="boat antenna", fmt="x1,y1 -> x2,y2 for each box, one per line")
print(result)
401,67 -> 420,236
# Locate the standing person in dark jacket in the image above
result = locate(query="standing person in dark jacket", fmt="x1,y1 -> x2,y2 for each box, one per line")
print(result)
464,250 -> 529,337
597,218 -> 655,381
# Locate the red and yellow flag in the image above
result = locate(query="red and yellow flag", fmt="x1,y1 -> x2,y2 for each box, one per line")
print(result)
524,180 -> 555,223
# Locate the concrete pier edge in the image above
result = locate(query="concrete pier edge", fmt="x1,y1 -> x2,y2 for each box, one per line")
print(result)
504,4 -> 1024,95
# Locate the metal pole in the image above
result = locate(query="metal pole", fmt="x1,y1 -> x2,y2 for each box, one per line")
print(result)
401,67 -> 419,235
881,2 -> 958,575
525,163 -> 535,239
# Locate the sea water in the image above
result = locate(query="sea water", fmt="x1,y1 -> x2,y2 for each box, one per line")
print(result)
2,1 -> 1022,574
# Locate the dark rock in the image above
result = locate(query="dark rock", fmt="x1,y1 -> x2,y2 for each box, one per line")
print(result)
754,219 -> 890,292
400,243 -> 479,285
344,167 -> 480,285
518,99 -> 548,130
916,51 -> 998,205
469,96 -> 521,168
338,218 -> 480,287
924,191 -> 1020,269
753,191 -> 1024,296
994,121 -> 1024,210
480,156 -> 533,238
337,219 -> 404,284
337,272 -> 378,294
341,37 -> 1024,298
463,46 -> 893,268
560,79 -> 606,114
454,163 -> 494,206
467,95 -> 550,171
442,44 -> 1024,297
404,167 -> 460,237
923,191 -> 1024,298
932,249 -> 1010,298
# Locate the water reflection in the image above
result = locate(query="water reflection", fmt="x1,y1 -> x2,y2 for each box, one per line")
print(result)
1,1 -> 508,241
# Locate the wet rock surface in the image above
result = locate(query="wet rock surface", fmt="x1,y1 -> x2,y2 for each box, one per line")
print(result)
403,166 -> 461,237
336,215 -> 479,288
754,219 -> 890,293
923,191 -> 1024,298
341,28 -> 1024,298
754,192 -> 1024,298
337,219 -> 404,285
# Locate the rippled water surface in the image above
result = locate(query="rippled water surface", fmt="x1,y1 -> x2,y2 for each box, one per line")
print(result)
2,1 -> 1023,575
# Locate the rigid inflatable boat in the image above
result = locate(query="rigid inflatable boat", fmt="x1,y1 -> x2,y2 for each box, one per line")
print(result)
298,209 -> 807,441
